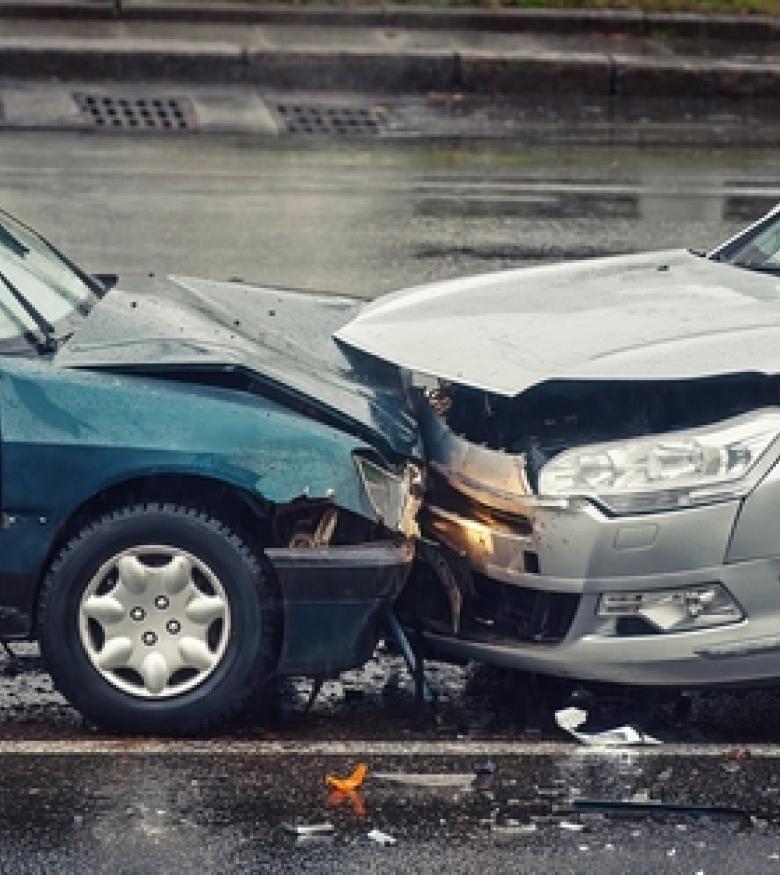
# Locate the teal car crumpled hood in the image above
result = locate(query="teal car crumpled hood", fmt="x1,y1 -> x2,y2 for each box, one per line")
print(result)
55,275 -> 420,458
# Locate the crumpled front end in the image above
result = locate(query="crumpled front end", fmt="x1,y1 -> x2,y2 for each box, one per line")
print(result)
400,376 -> 780,687
49,277 -> 427,677
268,458 -> 424,677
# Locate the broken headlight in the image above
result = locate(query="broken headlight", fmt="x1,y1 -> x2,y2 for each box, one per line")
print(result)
353,455 -> 423,536
538,409 -> 780,514
597,584 -> 743,633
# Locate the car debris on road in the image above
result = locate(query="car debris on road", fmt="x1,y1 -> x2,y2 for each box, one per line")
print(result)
283,822 -> 336,837
325,763 -> 369,793
555,707 -> 662,746
366,828 -> 397,846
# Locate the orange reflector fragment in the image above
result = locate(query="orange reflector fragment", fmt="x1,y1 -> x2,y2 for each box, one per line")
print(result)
325,762 -> 368,792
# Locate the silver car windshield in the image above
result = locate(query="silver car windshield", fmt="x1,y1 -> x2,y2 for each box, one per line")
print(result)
715,208 -> 780,276
0,211 -> 97,353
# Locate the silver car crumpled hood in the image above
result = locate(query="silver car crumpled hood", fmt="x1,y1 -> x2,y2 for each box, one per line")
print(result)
335,250 -> 780,396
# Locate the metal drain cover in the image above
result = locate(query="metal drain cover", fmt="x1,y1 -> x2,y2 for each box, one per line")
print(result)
73,93 -> 196,130
274,103 -> 392,136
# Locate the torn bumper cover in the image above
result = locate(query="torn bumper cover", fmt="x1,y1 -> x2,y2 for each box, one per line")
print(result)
424,498 -> 780,686
269,541 -> 414,676
416,401 -> 780,687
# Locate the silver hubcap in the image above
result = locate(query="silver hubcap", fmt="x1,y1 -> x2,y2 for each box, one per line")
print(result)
78,546 -> 231,699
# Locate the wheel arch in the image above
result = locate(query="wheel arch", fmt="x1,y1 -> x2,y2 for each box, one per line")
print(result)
32,472 -> 276,633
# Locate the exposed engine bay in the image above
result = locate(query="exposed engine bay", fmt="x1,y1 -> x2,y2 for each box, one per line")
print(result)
434,373 -> 780,487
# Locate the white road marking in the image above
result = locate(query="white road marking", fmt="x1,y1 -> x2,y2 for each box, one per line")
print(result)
0,739 -> 774,757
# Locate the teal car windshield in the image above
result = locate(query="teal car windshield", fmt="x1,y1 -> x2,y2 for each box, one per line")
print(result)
0,211 -> 98,353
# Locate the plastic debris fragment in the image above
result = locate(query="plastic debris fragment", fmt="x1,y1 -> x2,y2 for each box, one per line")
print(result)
367,828 -> 397,846
555,707 -> 661,746
284,822 -> 335,837
560,821 -> 585,831
326,763 -> 368,792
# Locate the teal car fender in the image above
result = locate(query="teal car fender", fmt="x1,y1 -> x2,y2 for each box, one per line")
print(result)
0,357 -> 407,666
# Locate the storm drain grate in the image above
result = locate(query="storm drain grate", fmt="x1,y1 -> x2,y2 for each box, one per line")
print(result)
274,103 -> 392,137
73,93 -> 196,130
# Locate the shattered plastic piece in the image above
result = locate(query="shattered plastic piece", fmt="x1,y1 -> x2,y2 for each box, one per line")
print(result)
367,828 -> 397,846
284,822 -> 335,837
326,763 -> 368,792
555,707 -> 661,746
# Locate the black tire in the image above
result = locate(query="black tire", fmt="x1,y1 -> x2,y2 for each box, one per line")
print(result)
38,503 -> 279,735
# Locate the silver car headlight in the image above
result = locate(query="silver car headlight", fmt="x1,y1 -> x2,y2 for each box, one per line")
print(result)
538,408 -> 780,514
353,455 -> 423,536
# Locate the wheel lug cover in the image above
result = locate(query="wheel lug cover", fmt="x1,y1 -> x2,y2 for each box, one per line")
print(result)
78,544 -> 232,701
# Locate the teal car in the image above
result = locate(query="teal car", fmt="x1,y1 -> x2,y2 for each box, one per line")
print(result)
0,209 -> 421,734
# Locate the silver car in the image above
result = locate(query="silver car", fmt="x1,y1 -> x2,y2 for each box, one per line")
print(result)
337,203 -> 780,688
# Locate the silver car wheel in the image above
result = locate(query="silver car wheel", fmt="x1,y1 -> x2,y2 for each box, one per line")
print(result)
78,545 -> 232,699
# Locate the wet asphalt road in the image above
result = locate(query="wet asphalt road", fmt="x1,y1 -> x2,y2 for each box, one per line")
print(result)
2,744 -> 780,874
1,131 -> 780,870
0,132 -> 777,297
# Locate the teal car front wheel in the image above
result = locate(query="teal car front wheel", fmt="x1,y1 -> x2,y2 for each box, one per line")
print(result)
38,503 -> 279,734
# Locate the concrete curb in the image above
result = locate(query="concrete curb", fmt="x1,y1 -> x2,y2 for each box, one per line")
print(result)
1,40 -> 778,99
459,49 -> 613,95
0,2 -> 777,40
613,54 -> 780,98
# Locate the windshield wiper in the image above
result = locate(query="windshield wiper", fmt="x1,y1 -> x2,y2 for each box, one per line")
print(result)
0,269 -> 57,353
0,224 -> 29,259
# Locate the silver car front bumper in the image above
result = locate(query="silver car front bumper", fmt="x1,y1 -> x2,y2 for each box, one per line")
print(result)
424,487 -> 780,686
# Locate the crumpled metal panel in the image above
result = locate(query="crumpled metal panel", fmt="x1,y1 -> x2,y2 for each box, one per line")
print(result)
56,276 -> 420,458
336,250 -> 780,397
0,356 -> 380,610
